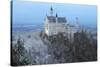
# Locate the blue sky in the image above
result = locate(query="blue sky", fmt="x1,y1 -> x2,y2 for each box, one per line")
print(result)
12,1 -> 97,26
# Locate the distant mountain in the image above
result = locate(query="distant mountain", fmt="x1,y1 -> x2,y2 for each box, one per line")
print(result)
12,24 -> 44,32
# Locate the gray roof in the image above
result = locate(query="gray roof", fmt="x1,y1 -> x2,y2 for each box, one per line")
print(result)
47,16 -> 56,22
57,17 -> 66,22
47,16 -> 66,23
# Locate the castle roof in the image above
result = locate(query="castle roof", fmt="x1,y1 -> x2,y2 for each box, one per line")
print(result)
47,16 -> 66,23
57,17 -> 66,23
47,16 -> 56,22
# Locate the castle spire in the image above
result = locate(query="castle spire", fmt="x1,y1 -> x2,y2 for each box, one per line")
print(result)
56,13 -> 58,17
50,6 -> 53,16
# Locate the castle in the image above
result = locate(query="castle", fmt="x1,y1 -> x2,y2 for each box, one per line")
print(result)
44,6 -> 79,40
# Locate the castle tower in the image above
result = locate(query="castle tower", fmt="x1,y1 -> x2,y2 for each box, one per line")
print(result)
50,6 -> 53,16
76,17 -> 79,26
76,17 -> 80,31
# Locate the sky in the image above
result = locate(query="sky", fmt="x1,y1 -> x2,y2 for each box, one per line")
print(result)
12,0 -> 97,26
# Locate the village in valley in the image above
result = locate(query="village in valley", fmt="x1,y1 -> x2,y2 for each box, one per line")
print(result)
11,4 -> 97,66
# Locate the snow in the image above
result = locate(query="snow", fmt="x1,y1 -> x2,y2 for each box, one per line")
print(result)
12,30 -> 52,64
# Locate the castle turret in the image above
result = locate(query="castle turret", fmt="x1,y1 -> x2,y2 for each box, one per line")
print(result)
76,17 -> 80,32
76,17 -> 79,27
50,6 -> 53,16
56,13 -> 58,17
56,13 -> 58,23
